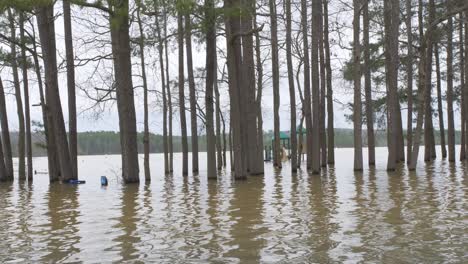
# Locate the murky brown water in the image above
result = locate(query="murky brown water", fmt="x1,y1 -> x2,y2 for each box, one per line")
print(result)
0,147 -> 466,263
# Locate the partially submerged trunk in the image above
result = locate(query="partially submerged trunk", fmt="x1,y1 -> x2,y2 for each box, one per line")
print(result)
434,45 -> 446,158
31,28 -> 59,182
318,0 -> 327,168
178,10 -> 189,176
0,77 -> 13,181
36,3 -> 75,182
108,0 -> 139,183
63,0 -> 78,179
324,0 -> 334,165
205,0 -> 217,179
352,0 -> 363,171
185,13 -> 199,173
154,0 -> 169,173
446,11 -> 455,162
406,0 -> 414,165
311,0 -> 322,173
136,2 -> 151,181
363,1 -> 375,166
301,0 -> 313,170
286,0 -> 297,172
269,0 -> 281,168
8,9 -> 26,180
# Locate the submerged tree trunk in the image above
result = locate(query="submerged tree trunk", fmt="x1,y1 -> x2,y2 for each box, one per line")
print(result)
384,0 -> 400,171
311,0 -> 322,173
465,11 -> 468,160
36,3 -> 75,182
154,0 -> 169,173
363,0 -> 375,166
0,130 -> 7,181
178,10 -> 189,176
0,77 -> 13,181
434,45 -> 446,158
214,56 -> 223,170
185,13 -> 199,173
446,11 -> 455,162
136,2 -> 151,181
163,2 -> 173,173
324,0 -> 334,165
318,0 -> 327,168
63,0 -> 77,179
406,0 -> 414,165
108,0 -> 139,183
254,12 -> 264,173
301,0 -> 313,170
205,0 -> 217,179
410,0 -> 435,170
269,0 -> 281,168
19,12 -> 33,181
8,9 -> 26,180
224,0 -> 247,179
461,13 -> 466,161
31,27 -> 59,182
352,0 -> 363,171
286,0 -> 297,172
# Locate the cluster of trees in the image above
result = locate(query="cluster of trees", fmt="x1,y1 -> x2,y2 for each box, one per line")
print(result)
0,0 -> 467,183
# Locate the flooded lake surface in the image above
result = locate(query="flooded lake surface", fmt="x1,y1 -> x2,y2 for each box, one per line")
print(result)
0,147 -> 466,263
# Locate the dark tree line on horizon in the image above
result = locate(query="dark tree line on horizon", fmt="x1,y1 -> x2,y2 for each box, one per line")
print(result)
0,0 -> 467,183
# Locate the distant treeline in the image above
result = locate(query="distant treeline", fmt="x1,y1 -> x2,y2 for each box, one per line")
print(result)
8,129 -> 463,157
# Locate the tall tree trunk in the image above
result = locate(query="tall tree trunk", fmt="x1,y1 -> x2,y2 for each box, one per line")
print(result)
154,0 -> 169,173
243,0 -> 261,175
221,110 -> 227,167
406,0 -> 414,165
318,0 -> 327,168
446,10 -> 455,162
19,12 -> 33,181
0,77 -> 13,181
410,0 -> 435,170
214,55 -> 223,170
384,0 -> 400,170
108,0 -> 139,183
434,45 -> 446,158
352,0 -> 363,171
177,10 -> 189,176
205,0 -> 217,179
36,3 -> 75,182
254,12 -> 264,173
363,0 -> 375,166
63,0 -> 77,179
324,0 -> 334,165
269,0 -> 281,168
461,13 -> 466,161
185,13 -> 199,173
163,1 -> 173,173
224,0 -> 247,179
301,0 -> 313,170
8,9 -> 26,180
136,1 -> 151,181
31,27 -> 59,182
286,0 -> 297,172
311,0 -> 322,173
465,11 -> 468,160
0,129 -> 7,181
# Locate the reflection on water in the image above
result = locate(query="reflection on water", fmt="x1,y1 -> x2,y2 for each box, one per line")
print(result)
0,147 -> 466,263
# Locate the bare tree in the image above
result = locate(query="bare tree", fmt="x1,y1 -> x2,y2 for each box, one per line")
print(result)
363,0 -> 375,166
286,0 -> 297,172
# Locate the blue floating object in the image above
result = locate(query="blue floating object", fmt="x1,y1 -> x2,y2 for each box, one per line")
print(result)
101,176 -> 108,186
67,179 -> 86,184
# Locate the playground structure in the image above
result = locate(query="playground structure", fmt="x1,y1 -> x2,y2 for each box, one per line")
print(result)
264,127 -> 307,162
